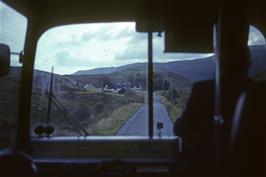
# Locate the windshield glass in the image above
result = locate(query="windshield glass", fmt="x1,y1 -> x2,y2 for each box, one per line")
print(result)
30,23 -> 265,138
31,23 -> 148,137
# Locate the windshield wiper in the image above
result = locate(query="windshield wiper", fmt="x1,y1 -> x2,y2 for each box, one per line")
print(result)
46,66 -> 89,137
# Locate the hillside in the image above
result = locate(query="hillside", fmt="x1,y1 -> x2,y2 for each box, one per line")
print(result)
73,45 -> 266,81
73,63 -> 146,75
71,64 -> 193,124
157,56 -> 215,81
31,70 -> 145,136
69,45 -> 266,122
31,88 -> 144,136
70,64 -> 192,92
159,45 -> 266,81
0,69 -> 145,144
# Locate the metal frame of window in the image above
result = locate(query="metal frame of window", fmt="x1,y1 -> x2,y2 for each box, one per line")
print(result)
147,31 -> 154,138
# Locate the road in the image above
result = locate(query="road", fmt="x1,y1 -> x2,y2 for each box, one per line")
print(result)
116,94 -> 174,136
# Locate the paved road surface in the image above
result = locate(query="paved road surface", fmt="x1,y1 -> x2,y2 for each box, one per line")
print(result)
116,94 -> 174,136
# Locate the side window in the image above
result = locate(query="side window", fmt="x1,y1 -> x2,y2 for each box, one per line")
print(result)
0,2 -> 27,149
248,26 -> 266,81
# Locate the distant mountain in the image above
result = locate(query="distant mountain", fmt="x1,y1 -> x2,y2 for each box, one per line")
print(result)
159,45 -> 266,81
72,59 -> 215,82
157,56 -> 215,81
73,45 -> 266,81
72,63 -> 146,75
73,67 -> 117,75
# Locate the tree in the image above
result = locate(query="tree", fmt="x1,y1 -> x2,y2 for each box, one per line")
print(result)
172,88 -> 178,99
98,76 -> 113,88
163,80 -> 170,90
136,72 -> 146,90
127,72 -> 135,88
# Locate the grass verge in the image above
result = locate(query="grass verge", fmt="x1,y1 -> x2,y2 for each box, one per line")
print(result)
86,103 -> 143,135
156,93 -> 184,122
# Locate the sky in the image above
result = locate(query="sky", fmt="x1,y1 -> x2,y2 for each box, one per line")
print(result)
0,1 -> 27,66
35,23 -> 216,74
34,23 -> 266,75
1,1 -> 266,75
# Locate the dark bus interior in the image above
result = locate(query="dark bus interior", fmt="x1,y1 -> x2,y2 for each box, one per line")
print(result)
0,0 -> 265,176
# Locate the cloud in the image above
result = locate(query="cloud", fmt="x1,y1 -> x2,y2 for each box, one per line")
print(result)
54,48 -> 118,70
81,31 -> 94,41
81,25 -> 111,41
55,51 -> 71,64
114,32 -> 212,62
114,33 -> 147,61
81,23 -> 134,42
55,50 -> 92,67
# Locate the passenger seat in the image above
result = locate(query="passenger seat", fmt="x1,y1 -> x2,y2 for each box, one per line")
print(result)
229,81 -> 266,176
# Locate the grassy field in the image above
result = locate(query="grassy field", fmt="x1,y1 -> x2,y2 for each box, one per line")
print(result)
30,87 -> 145,136
86,103 -> 143,135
